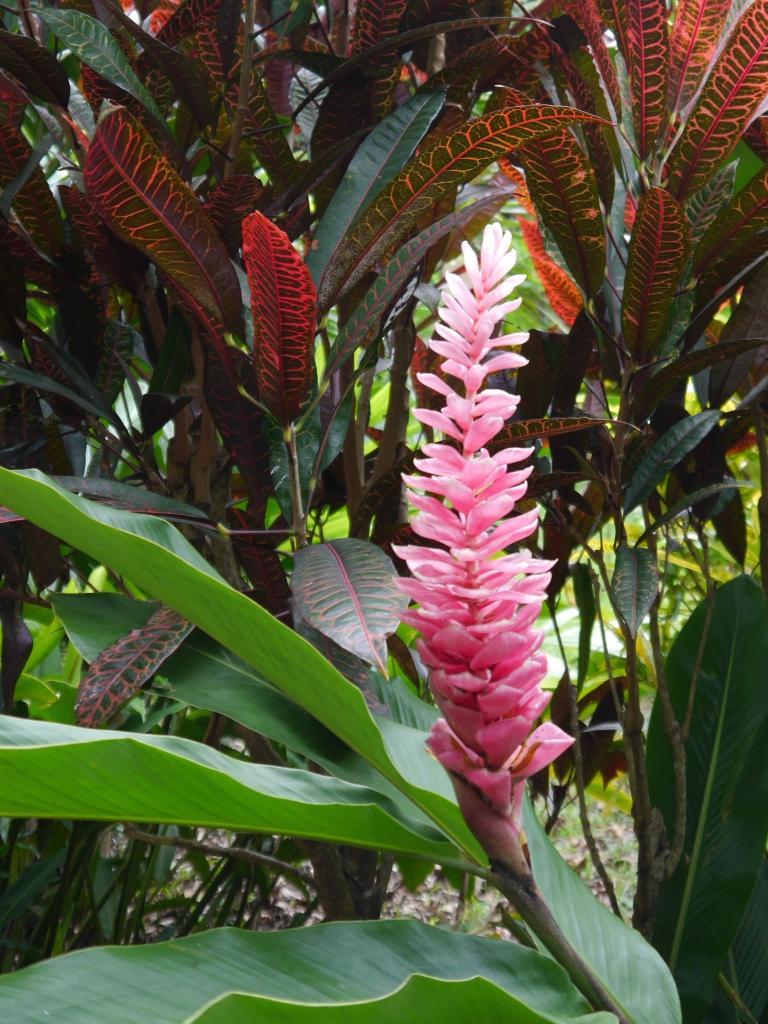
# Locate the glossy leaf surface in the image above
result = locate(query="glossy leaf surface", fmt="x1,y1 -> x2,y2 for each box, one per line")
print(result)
667,0 -> 731,112
621,188 -> 689,358
84,108 -> 242,334
647,576 -> 768,1023
668,0 -> 768,199
516,130 -> 605,297
242,211 -> 317,425
610,545 -> 657,638
625,0 -> 668,159
322,103 -> 605,307
0,920 -> 598,1024
0,28 -> 69,106
292,539 -> 406,675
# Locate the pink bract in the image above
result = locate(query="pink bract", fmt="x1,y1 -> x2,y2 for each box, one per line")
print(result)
394,224 -> 573,858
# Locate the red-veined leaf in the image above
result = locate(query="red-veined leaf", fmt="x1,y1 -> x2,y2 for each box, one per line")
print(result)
84,107 -> 242,333
75,604 -> 193,726
0,28 -> 70,107
157,0 -> 223,46
0,72 -> 28,127
291,538 -> 406,675
324,198 -> 502,376
202,175 -> 265,255
229,509 -> 291,618
516,129 -> 605,296
667,0 -> 731,113
245,74 -> 302,189
625,0 -> 668,160
692,163 -> 768,296
50,477 -> 214,525
684,162 -> 736,247
242,211 -> 317,426
350,0 -> 408,63
320,101 -> 607,308
744,113 -> 768,159
621,188 -> 689,359
518,217 -> 583,325
668,0 -> 768,200
0,125 -> 63,255
60,183 -> 147,294
488,417 -> 604,450
566,0 -> 621,115
596,0 -> 628,59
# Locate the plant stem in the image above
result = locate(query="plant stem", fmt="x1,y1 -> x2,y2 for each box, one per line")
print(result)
492,861 -> 630,1022
286,423 -> 308,548
225,0 -> 256,179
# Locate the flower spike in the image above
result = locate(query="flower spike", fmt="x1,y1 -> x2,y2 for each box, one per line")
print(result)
395,224 -> 573,865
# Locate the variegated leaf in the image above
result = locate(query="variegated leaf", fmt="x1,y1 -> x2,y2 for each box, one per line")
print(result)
516,130 -> 605,297
625,0 -> 668,160
668,0 -> 768,199
242,211 -> 317,426
291,539 -> 406,675
622,188 -> 689,359
667,0 -> 731,113
75,605 -> 193,726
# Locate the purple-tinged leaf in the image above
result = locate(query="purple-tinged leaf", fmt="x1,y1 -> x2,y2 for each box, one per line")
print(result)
291,539 -> 406,675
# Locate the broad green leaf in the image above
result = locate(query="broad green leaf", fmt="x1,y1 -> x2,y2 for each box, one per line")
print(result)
187,977 -> 615,1024
623,410 -> 721,513
516,130 -> 605,297
710,856 -> 768,1023
571,563 -> 595,689
668,0 -> 768,199
320,102 -> 606,308
34,8 -> 164,123
0,468 -> 482,861
621,188 -> 689,359
525,801 -> 682,1024
292,539 -> 406,674
610,546 -> 657,639
75,605 -> 193,726
49,593 -> 441,824
0,717 -> 455,860
0,919 -> 598,1024
647,575 -> 768,1023
0,850 -> 66,930
308,89 -> 445,289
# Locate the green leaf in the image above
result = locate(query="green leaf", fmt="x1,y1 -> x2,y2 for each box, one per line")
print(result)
34,8 -> 164,124
610,546 -> 657,639
525,801 -> 681,1024
186,976 -> 615,1024
635,481 -> 752,544
0,850 -> 66,930
647,576 -> 768,1023
623,410 -> 721,513
307,89 -> 445,289
571,564 -> 595,689
0,468 -> 482,861
0,919 -> 600,1024
0,717 -> 455,860
292,539 -> 406,674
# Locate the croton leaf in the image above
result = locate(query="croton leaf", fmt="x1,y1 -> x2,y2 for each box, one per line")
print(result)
621,188 -> 689,359
0,124 -> 63,255
692,163 -> 768,297
668,0 -> 768,200
84,107 -> 243,334
291,539 -> 406,675
202,174 -> 265,256
320,101 -> 607,308
610,545 -> 657,639
0,27 -> 70,107
488,417 -> 603,449
157,0 -> 223,46
567,0 -> 621,115
625,0 -> 668,160
324,198 -> 502,372
242,211 -> 317,426
667,0 -> 731,113
75,604 -> 193,726
34,7 -> 164,124
350,0 -> 408,62
516,130 -> 605,297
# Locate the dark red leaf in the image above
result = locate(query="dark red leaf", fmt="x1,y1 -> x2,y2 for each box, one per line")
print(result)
625,0 -> 668,160
0,28 -> 70,107
667,0 -> 731,113
242,211 -> 317,426
202,175 -> 265,256
350,0 -> 408,64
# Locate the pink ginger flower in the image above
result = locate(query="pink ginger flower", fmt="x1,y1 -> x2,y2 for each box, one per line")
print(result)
394,224 -> 573,864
